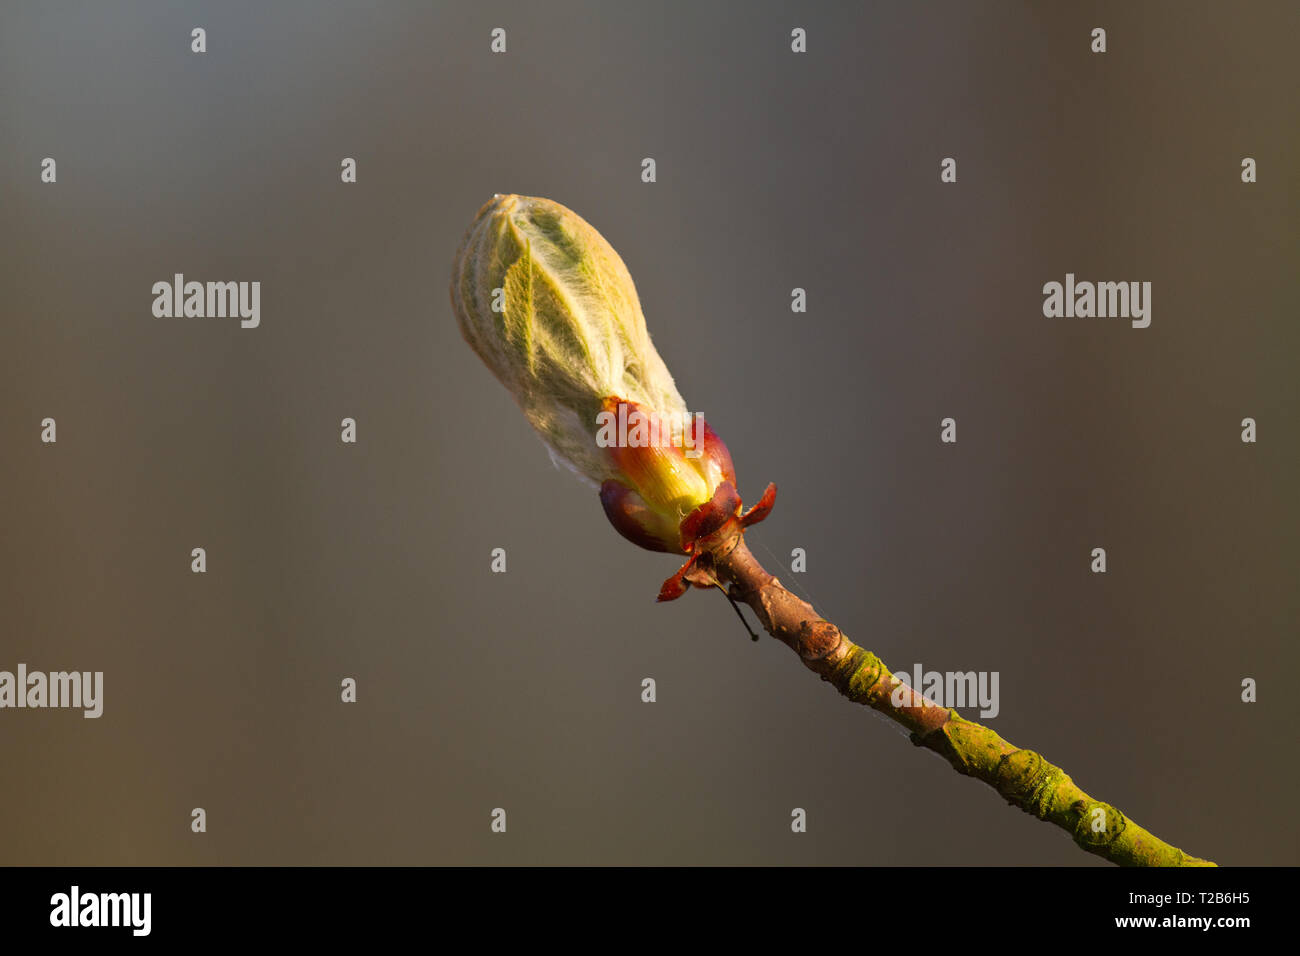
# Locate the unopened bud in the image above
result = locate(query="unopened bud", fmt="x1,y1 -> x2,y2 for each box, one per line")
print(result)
451,194 -> 775,599
451,194 -> 686,486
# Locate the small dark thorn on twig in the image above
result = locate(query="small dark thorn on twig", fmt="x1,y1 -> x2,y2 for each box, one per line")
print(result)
722,587 -> 760,642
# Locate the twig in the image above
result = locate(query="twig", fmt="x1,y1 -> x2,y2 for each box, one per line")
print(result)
704,536 -> 1216,867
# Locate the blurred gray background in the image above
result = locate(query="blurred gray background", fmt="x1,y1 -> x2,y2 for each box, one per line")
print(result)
1,1 -> 1296,865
